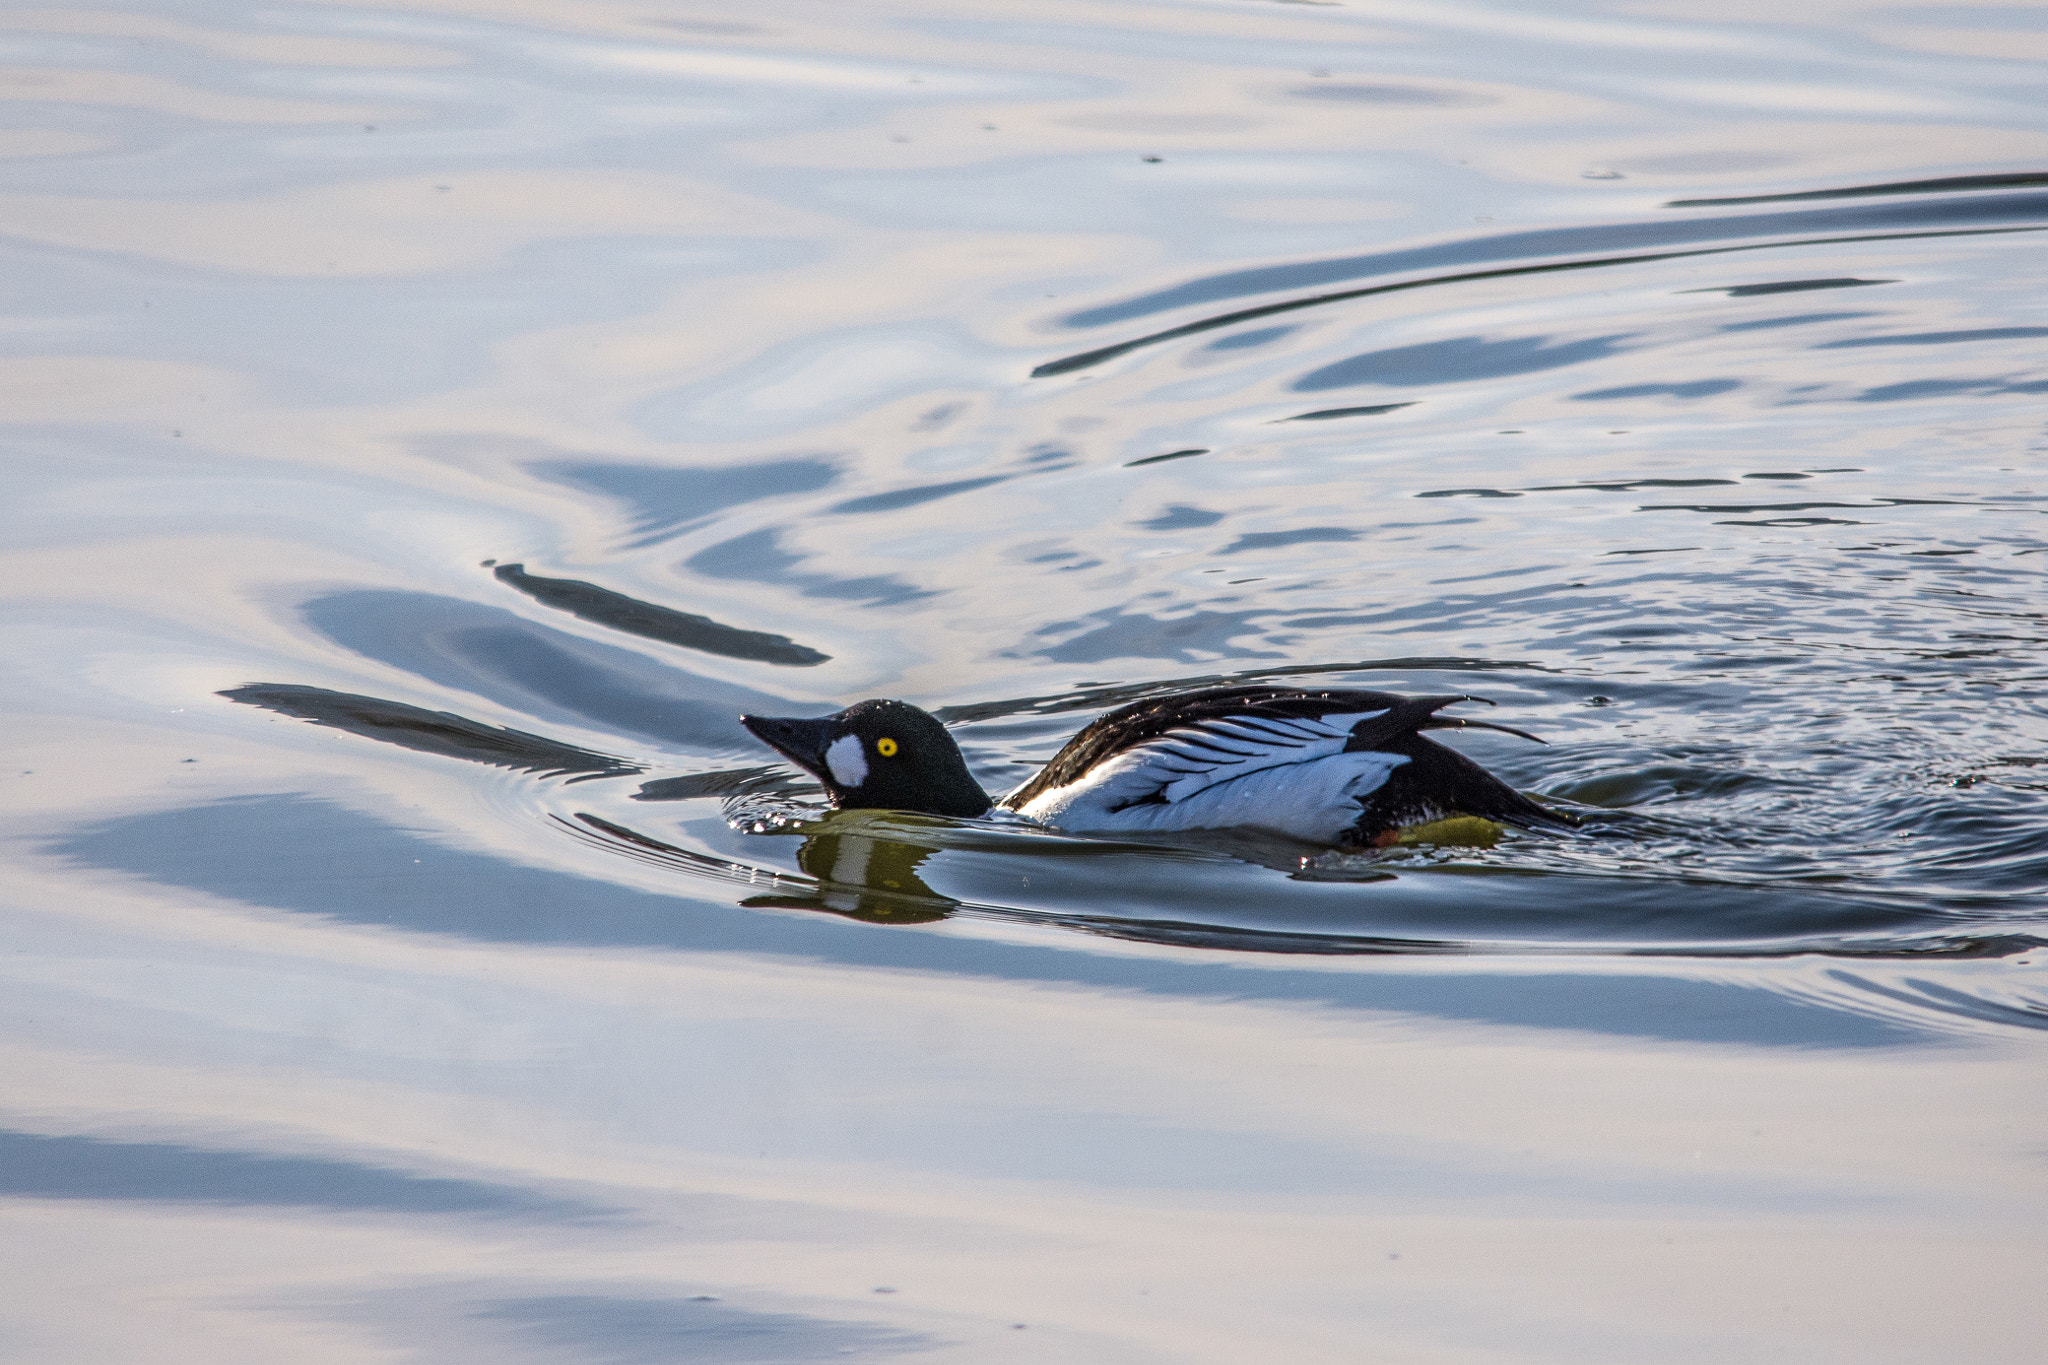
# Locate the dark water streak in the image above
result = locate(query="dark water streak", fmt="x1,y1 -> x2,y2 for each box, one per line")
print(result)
490,563 -> 830,666
220,683 -> 641,782
1063,180 -> 2048,326
1036,178 -> 2048,377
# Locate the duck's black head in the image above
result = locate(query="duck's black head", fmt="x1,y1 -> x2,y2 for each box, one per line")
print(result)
740,699 -> 992,819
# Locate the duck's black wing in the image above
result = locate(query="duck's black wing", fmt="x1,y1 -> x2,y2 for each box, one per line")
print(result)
1334,690 -> 1576,836
1350,731 -> 1575,837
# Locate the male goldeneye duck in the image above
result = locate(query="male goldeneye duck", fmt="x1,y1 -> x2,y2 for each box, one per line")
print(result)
740,685 -> 1572,847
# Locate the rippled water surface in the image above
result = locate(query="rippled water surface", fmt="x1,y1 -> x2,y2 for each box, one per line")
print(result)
5,1 -> 2047,1361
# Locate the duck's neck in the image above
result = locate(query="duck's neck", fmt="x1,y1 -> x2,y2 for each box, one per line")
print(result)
936,782 -> 993,819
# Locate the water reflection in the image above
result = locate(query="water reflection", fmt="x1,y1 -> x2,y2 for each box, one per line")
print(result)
54,792 -> 1977,1048
0,1131 -> 616,1220
683,528 -> 936,607
742,817 -> 960,925
538,458 -> 841,550
1294,332 -> 1636,390
467,1294 -> 932,1365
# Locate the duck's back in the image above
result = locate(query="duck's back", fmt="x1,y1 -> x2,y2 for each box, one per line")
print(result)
1000,685 -> 1566,845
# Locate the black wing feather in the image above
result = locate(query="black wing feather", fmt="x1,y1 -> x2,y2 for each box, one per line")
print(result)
1348,732 -> 1575,838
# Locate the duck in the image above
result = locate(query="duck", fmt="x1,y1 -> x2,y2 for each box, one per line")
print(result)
740,684 -> 1573,848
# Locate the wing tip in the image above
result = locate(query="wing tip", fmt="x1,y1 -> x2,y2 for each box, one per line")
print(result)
1427,714 -> 1548,744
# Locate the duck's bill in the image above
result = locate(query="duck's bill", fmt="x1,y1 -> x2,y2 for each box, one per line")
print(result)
739,713 -> 839,783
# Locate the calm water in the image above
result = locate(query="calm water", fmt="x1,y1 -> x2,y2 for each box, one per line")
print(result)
4,1 -> 2046,1360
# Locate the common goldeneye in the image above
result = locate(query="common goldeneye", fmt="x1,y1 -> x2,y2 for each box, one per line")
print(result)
740,685 -> 1571,847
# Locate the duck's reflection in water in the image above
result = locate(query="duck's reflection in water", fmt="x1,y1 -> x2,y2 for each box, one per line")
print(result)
743,819 -> 959,925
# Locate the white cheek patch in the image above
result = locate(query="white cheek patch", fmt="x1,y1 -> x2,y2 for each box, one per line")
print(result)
823,733 -> 869,788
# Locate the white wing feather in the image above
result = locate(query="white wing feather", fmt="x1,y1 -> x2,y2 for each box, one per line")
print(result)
1009,710 -> 1410,842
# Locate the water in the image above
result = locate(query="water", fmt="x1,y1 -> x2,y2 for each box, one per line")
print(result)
4,1 -> 2046,1361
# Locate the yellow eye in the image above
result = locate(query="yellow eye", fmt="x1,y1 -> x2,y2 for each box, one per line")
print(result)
876,737 -> 898,757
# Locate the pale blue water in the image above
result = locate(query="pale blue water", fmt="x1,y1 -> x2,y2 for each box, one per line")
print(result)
2,2 -> 2045,1361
